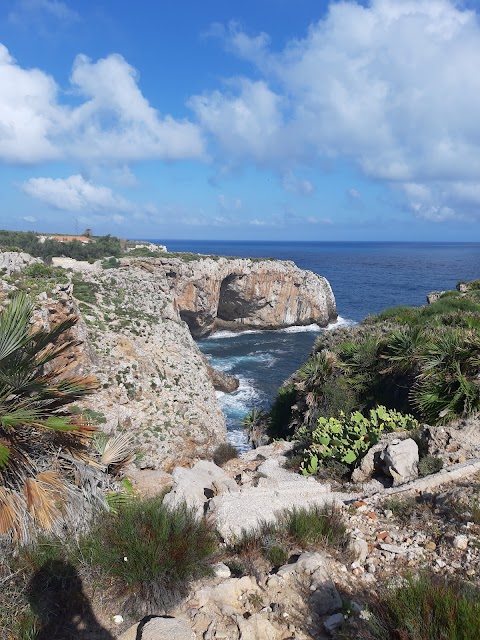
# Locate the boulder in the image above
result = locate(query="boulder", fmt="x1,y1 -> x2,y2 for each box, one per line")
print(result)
324,613 -> 344,635
163,460 -> 239,516
0,251 -> 42,276
380,439 -> 419,486
119,616 -> 195,640
126,468 -> 173,498
352,432 -> 410,484
420,420 -> 480,463
203,357 -> 240,392
235,613 -> 280,640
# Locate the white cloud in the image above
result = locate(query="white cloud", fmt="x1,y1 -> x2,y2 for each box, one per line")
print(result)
21,174 -> 152,221
8,0 -> 79,25
189,78 -> 287,167
282,172 -> 315,195
194,1 -> 480,220
0,45 -> 205,165
347,188 -> 361,200
21,215 -> 36,222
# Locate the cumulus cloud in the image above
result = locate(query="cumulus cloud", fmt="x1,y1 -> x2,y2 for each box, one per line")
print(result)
193,0 -> 480,220
21,174 -> 152,221
0,45 -> 204,165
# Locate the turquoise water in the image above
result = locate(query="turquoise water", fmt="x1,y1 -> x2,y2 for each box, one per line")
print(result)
150,241 -> 480,449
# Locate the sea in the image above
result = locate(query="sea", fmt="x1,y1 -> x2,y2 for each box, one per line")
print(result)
150,241 -> 480,451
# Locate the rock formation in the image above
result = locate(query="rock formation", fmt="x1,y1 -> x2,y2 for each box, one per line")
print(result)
144,256 -> 337,337
2,252 -> 337,471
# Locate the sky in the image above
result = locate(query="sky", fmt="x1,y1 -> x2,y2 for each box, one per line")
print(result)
1,0 -> 480,241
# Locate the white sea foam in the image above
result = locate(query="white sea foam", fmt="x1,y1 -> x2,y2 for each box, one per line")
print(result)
279,323 -> 321,333
218,376 -> 263,419
323,315 -> 357,330
203,316 -> 356,339
204,329 -> 260,340
210,352 -> 276,373
227,429 -> 250,453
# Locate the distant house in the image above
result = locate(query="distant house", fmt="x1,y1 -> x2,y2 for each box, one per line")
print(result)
37,234 -> 96,244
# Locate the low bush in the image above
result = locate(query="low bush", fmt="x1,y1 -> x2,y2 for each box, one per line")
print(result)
418,454 -> 443,477
368,573 -> 480,639
213,442 -> 239,466
10,262 -> 69,296
101,256 -> 121,269
79,496 -> 217,610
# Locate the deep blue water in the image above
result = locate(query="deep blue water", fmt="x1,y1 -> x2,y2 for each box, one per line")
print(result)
150,241 -> 480,449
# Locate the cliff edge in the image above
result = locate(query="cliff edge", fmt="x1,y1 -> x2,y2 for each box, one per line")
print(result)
132,256 -> 337,337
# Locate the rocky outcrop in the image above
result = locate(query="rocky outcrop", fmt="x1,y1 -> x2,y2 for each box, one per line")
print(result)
0,251 -> 41,276
130,256 -> 337,338
202,356 -> 240,392
2,252 -> 336,471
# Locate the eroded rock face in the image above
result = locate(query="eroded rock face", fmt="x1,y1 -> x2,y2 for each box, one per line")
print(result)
145,256 -> 336,337
0,251 -> 41,276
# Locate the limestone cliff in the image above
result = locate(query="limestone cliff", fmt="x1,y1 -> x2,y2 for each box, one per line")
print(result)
3,252 -> 337,470
132,256 -> 337,337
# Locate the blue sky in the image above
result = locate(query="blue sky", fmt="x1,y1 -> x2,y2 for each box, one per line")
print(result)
1,0 -> 480,241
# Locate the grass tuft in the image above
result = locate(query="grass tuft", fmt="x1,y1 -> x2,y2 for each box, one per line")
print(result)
79,495 -> 217,610
369,573 -> 480,640
230,504 -> 348,569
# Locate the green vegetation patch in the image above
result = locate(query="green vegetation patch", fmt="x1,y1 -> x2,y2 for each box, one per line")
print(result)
229,504 -> 347,571
7,262 -> 69,296
368,573 -> 480,640
71,275 -> 99,305
80,496 -> 217,609
0,230 -> 124,261
298,406 -> 418,476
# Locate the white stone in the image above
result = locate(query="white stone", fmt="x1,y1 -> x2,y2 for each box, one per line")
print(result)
380,438 -> 419,486
213,562 -> 231,579
453,534 -> 469,550
163,460 -> 239,516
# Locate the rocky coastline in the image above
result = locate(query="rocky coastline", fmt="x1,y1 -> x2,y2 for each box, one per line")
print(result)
3,249 -> 480,640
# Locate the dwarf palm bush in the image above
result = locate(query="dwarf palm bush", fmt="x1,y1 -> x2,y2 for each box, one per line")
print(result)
0,294 -> 98,541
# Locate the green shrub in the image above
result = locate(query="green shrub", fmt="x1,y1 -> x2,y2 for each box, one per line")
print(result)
298,406 -> 418,474
369,573 -> 480,639
127,247 -> 159,257
418,454 -> 443,477
11,263 -> 69,296
79,496 -> 217,609
268,384 -> 297,439
213,442 -> 239,466
382,496 -> 419,521
72,275 -> 99,305
101,256 -> 120,269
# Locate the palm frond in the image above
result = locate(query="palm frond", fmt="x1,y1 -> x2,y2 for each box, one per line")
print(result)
95,432 -> 135,467
0,293 -> 32,361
